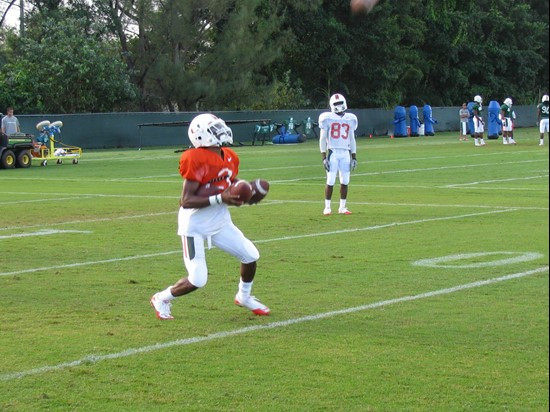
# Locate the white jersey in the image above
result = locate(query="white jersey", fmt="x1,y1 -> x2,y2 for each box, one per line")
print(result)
319,111 -> 358,153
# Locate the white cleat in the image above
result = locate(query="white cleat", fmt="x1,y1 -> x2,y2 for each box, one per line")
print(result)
323,208 -> 332,216
338,208 -> 352,215
234,294 -> 270,316
150,293 -> 174,320
539,142 -> 544,146
503,139 -> 508,144
509,139 -> 517,144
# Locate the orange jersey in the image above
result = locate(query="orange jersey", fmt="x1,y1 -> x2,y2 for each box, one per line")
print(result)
179,147 -> 240,190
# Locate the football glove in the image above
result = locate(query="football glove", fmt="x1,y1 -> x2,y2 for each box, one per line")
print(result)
323,158 -> 330,172
351,159 -> 357,171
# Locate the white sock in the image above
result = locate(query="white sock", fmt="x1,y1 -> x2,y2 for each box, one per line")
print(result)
325,199 -> 331,209
238,280 -> 253,299
540,139 -> 544,145
474,138 -> 479,145
480,138 -> 485,144
503,137 -> 508,143
339,199 -> 346,210
157,286 -> 175,301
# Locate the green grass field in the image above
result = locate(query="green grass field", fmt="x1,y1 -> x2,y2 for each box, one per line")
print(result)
1,128 -> 548,411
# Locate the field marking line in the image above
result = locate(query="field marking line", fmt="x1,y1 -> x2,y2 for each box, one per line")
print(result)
0,154 -> 546,185
270,159 -> 548,183
1,265 -> 547,382
79,139 -> 467,161
1,199 -> 545,234
268,199 -> 549,211
3,200 -> 544,233
282,182 -> 549,192
125,150 -> 538,175
0,211 -> 177,232
0,196 -> 96,206
0,251 -> 180,277
0,208 -> 518,277
412,252 -> 544,268
444,175 -> 549,187
0,229 -> 92,240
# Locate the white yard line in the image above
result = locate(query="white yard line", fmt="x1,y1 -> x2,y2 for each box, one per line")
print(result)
1,265 -> 547,382
0,211 -> 176,232
0,209 -> 517,277
0,151 -> 546,184
270,159 -> 548,183
0,192 -> 177,206
0,251 -> 180,277
1,192 -> 176,199
0,229 -> 92,240
270,199 -> 549,211
444,175 -> 549,187
0,196 -> 96,206
1,201 -> 545,233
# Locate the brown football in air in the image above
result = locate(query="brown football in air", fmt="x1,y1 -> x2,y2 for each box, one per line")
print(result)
229,180 -> 253,203
248,179 -> 270,205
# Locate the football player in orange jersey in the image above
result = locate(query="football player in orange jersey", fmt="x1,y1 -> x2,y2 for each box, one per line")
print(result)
150,113 -> 270,319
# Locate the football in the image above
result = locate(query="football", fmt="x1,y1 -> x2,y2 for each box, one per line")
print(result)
229,180 -> 253,203
350,0 -> 379,14
248,179 -> 270,205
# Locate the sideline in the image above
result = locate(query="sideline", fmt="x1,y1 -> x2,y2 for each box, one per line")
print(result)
1,265 -> 547,382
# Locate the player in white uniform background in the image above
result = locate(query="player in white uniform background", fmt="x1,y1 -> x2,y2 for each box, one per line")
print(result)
319,94 -> 358,215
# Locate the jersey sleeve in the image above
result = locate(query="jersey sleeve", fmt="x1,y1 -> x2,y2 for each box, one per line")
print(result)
179,150 -> 210,183
318,112 -> 329,130
319,128 -> 328,153
350,114 -> 358,153
351,114 -> 358,131
179,151 -> 198,180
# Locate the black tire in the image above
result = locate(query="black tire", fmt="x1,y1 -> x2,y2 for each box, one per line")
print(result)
41,159 -> 48,167
72,158 -> 79,164
1,150 -> 16,169
16,150 -> 32,168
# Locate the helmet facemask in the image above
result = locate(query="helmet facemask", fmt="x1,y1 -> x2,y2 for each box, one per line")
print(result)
330,94 -> 348,114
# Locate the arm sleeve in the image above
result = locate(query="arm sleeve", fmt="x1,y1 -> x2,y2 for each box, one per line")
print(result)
350,133 -> 357,154
319,128 -> 328,153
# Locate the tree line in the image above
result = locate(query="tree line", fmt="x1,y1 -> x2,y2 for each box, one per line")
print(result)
0,0 -> 548,114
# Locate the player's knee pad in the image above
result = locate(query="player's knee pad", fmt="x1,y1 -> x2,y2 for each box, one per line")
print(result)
211,225 -> 260,264
241,239 -> 260,264
326,172 -> 337,186
340,172 -> 350,185
185,256 -> 208,288
182,236 -> 208,288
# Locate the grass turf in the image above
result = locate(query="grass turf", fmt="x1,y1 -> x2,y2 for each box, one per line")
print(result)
0,128 -> 548,411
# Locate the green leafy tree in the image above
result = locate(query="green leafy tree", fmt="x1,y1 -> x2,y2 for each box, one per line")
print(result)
275,0 -> 547,108
0,15 -> 136,113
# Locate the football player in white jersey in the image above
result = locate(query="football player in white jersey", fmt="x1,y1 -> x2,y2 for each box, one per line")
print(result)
319,94 -> 358,215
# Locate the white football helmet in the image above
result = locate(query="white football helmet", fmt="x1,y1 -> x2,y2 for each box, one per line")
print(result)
504,98 -> 512,106
329,94 -> 347,114
188,113 -> 233,148
543,95 -> 549,102
474,95 -> 483,104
